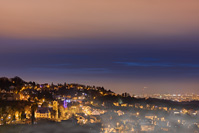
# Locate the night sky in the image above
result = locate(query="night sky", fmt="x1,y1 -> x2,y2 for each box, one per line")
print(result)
0,0 -> 199,94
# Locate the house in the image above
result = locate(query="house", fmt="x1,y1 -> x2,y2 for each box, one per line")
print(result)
35,107 -> 51,119
116,110 -> 124,116
0,93 -> 20,101
91,110 -> 100,115
139,119 -> 154,132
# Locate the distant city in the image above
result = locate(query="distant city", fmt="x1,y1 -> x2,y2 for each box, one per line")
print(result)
0,77 -> 199,132
135,93 -> 199,102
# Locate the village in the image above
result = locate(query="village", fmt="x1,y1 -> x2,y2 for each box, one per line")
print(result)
1,77 -> 199,132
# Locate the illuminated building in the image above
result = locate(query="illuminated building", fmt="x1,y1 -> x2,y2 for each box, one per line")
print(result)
35,107 -> 51,119
64,99 -> 71,108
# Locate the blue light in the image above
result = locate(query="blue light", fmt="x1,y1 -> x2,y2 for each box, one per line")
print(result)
64,99 -> 71,108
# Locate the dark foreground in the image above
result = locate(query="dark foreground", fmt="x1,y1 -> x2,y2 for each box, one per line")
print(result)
0,121 -> 101,133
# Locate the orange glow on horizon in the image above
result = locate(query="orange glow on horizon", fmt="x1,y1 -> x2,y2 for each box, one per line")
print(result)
0,0 -> 198,39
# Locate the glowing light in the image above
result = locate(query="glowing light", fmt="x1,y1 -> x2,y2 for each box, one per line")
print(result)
64,99 -> 71,108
